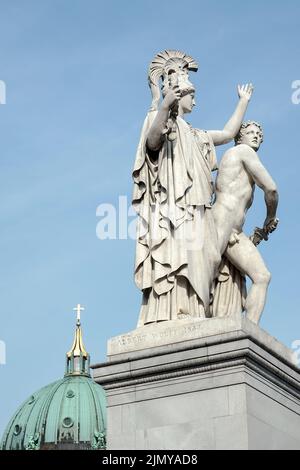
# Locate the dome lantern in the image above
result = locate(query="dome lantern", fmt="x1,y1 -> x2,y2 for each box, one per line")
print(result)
65,304 -> 90,377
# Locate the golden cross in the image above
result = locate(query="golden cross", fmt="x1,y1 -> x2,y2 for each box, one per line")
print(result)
73,303 -> 85,325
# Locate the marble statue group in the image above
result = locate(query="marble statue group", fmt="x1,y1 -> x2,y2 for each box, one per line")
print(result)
132,50 -> 279,327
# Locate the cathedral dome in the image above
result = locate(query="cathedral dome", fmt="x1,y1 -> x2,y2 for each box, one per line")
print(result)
1,305 -> 106,450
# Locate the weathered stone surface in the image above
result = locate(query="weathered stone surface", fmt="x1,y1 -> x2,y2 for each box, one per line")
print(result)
133,51 -> 255,327
106,315 -> 293,363
92,318 -> 300,450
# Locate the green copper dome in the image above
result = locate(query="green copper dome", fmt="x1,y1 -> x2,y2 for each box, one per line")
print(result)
1,306 -> 106,450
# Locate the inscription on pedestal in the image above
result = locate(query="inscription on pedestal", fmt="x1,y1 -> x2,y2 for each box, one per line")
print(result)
108,317 -> 244,356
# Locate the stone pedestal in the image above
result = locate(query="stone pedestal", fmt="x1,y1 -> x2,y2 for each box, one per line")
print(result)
91,316 -> 300,450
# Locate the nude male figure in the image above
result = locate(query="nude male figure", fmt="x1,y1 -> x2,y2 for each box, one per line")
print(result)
212,121 -> 279,324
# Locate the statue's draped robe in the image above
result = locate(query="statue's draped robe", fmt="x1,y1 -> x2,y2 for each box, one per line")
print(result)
211,258 -> 247,317
132,112 -> 221,326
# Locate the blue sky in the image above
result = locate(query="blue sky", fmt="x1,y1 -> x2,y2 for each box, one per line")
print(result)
0,0 -> 300,437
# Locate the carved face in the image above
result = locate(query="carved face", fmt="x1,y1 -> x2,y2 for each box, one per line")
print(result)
240,124 -> 263,150
179,91 -> 196,115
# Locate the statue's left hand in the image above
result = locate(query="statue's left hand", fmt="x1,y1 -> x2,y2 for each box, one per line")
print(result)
237,83 -> 254,101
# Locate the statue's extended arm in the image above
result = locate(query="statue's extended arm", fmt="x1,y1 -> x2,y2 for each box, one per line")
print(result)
208,84 -> 253,146
146,86 -> 181,152
241,146 -> 279,233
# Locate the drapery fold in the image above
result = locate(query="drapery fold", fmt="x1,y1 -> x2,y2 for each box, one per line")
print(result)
132,113 -> 221,326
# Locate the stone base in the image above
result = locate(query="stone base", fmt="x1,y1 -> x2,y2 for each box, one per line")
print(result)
92,316 -> 300,450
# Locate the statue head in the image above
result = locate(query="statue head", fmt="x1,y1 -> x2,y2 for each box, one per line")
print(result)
178,89 -> 196,115
148,50 -> 198,111
235,121 -> 264,151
